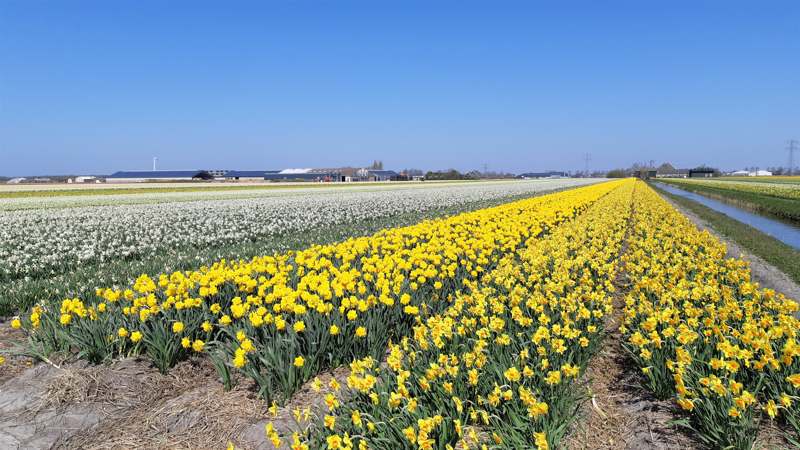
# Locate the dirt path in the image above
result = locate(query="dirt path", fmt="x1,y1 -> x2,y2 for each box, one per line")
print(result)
0,321 -> 31,385
566,190 -> 799,450
566,289 -> 698,449
661,195 -> 800,301
566,189 -> 696,450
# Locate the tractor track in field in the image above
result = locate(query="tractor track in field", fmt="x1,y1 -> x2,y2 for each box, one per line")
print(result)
573,187 -> 800,450
568,187 -> 798,450
566,184 -> 697,450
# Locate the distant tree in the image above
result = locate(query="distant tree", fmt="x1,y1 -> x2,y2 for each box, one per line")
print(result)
480,171 -> 516,179
402,168 -> 424,176
768,166 -> 785,175
657,162 -> 676,174
606,169 -> 628,178
370,160 -> 384,170
692,165 -> 721,176
425,169 -> 465,180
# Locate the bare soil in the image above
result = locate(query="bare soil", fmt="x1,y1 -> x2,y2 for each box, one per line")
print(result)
565,292 -> 698,449
0,321 -> 33,385
0,348 -> 354,450
237,366 -> 352,450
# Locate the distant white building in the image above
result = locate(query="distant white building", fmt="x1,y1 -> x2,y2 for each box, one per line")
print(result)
730,169 -> 772,177
366,170 -> 400,181
106,170 -> 215,183
7,177 -> 26,184
225,170 -> 272,181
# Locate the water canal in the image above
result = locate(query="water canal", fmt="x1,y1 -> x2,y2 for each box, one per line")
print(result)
654,182 -> 800,250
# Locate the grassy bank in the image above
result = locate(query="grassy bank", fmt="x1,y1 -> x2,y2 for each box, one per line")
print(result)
653,185 -> 800,286
659,179 -> 800,224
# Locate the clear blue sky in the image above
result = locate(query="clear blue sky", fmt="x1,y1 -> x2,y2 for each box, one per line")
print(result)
2,1 -> 799,176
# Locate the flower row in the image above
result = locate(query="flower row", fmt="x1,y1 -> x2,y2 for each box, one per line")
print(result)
621,184 -> 800,449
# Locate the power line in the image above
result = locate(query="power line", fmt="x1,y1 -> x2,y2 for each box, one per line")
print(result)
789,140 -> 798,176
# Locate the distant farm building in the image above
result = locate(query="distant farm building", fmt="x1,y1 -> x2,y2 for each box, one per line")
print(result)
106,170 -> 215,183
104,166 -> 409,183
366,170 -> 401,181
307,167 -> 367,182
263,168 -> 339,182
689,168 -> 716,178
203,169 -> 230,178
68,176 -> 99,183
259,168 -> 401,182
336,168 -> 364,182
225,170 -> 274,181
655,168 -> 689,178
729,169 -> 772,177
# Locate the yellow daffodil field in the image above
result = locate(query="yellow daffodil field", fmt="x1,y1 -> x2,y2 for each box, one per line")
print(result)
6,179 -> 800,449
622,185 -> 800,449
